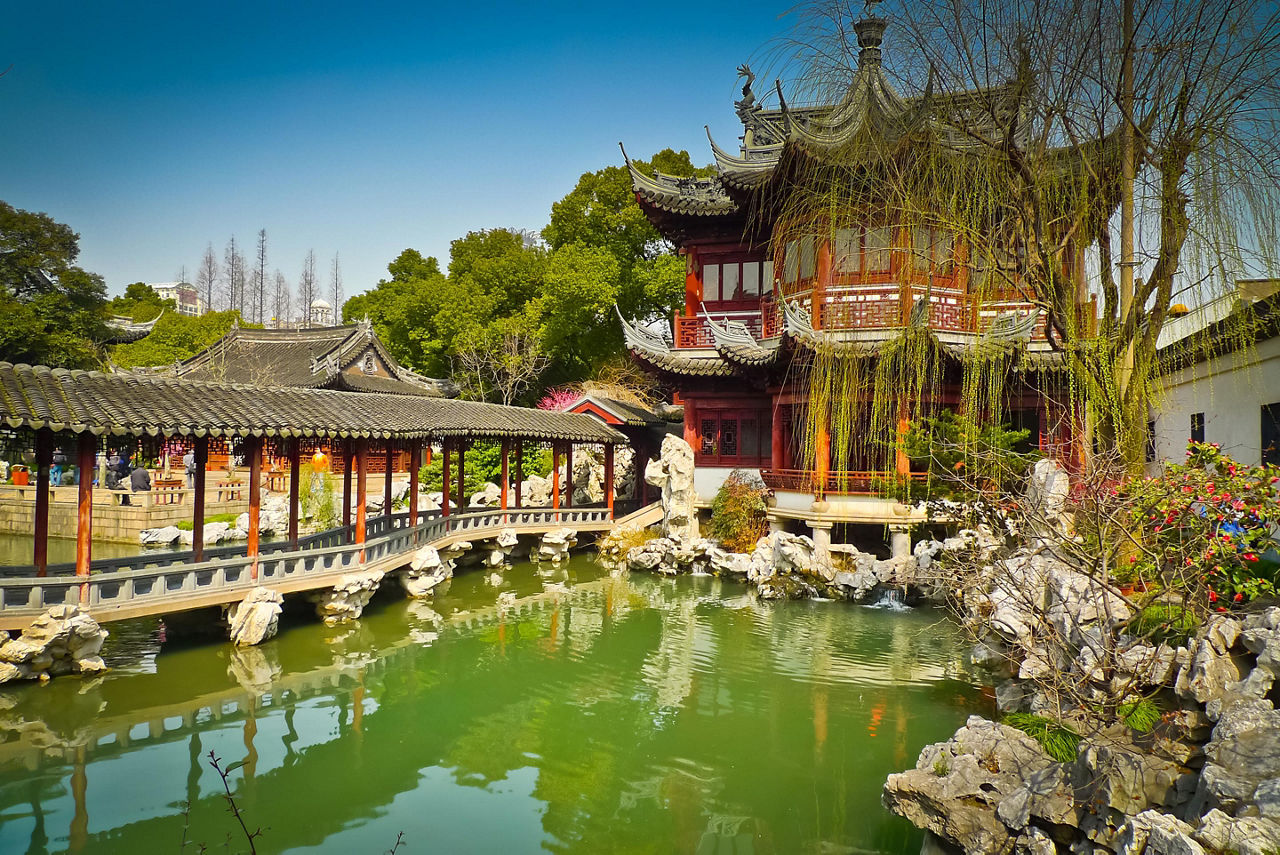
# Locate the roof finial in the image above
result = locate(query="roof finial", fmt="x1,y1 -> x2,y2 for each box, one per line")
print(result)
855,0 -> 888,69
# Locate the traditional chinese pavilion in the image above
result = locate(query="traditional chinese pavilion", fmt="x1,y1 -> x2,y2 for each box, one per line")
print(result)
618,12 -> 1088,547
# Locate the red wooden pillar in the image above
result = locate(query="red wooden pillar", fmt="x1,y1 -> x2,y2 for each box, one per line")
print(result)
565,443 -> 573,508
604,443 -> 615,517
500,438 -> 510,511
384,439 -> 394,519
551,443 -> 561,510
895,400 -> 911,478
408,441 -> 421,526
355,439 -> 368,560
514,440 -> 523,507
288,438 -> 301,547
456,440 -> 466,513
34,428 -> 52,576
75,433 -> 95,602
246,436 -> 262,580
193,436 -> 208,562
683,400 -> 699,454
771,401 -> 786,471
441,438 -> 451,518
342,438 -> 353,535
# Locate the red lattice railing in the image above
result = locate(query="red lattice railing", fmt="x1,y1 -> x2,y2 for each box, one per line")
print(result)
674,312 -> 764,349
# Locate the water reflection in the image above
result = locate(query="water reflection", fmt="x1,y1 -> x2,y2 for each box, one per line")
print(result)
0,558 -> 988,854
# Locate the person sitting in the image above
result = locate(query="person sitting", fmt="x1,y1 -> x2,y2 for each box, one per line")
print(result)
130,464 -> 152,493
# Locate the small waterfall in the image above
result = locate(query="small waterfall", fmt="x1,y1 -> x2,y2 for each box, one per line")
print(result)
864,587 -> 910,611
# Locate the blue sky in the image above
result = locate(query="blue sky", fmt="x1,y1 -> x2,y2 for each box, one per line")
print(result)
1,1 -> 796,301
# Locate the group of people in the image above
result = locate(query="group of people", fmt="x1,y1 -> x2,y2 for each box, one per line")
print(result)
103,452 -> 151,496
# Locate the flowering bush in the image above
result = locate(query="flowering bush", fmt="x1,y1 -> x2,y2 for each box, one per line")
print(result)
537,387 -> 579,411
1121,442 -> 1280,604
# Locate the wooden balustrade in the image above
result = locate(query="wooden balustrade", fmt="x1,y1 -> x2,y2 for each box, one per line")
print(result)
671,286 -> 1042,348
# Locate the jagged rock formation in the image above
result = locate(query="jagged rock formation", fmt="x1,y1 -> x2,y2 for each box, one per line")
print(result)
884,607 -> 1280,854
399,545 -> 453,597
0,605 -> 108,682
309,570 -> 384,624
226,587 -> 284,646
536,528 -> 578,563
484,528 -> 518,567
645,435 -> 698,541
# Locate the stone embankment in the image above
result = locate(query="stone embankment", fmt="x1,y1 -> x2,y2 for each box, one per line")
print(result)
884,607 -> 1280,854
879,460 -> 1280,854
0,605 -> 108,683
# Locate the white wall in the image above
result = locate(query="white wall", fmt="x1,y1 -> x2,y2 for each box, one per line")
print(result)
1152,334 -> 1280,466
693,466 -> 760,504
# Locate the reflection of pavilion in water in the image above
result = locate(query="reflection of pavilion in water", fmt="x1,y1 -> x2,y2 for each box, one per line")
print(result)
0,573 -> 978,854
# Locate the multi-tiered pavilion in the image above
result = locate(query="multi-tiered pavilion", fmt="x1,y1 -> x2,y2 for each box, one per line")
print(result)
619,12 -> 1091,547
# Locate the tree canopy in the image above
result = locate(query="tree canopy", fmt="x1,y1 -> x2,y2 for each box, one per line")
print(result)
0,201 -> 110,368
344,149 -> 708,403
111,310 -> 247,370
108,282 -> 173,323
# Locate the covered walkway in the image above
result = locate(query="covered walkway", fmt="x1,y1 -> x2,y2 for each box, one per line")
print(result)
0,362 -> 628,610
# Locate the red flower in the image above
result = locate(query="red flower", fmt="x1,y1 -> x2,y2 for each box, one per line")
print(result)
1208,590 -> 1219,603
1244,552 -> 1258,562
1234,592 -> 1244,603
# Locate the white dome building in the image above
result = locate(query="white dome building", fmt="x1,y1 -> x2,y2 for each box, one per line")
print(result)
309,297 -> 334,327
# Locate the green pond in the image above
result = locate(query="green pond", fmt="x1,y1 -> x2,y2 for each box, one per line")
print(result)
0,556 -> 990,854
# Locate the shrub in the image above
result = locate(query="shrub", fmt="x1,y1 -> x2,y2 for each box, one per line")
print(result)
174,512 -> 240,532
1003,713 -> 1082,763
1121,442 -> 1280,605
1129,603 -> 1200,644
707,471 -> 770,553
418,441 -> 551,495
299,464 -> 340,530
1118,699 -> 1162,733
902,409 -> 1040,501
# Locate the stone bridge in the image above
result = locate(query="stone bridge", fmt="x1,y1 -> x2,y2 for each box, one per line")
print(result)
0,503 -> 662,631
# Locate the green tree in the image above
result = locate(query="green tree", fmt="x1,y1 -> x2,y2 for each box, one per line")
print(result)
0,201 -> 109,368
536,242 -> 622,380
111,310 -> 246,369
107,282 -> 173,322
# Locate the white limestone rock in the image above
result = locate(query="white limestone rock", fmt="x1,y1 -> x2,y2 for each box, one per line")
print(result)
1114,810 -> 1205,855
470,482 -> 501,508
310,570 -> 384,624
1193,809 -> 1280,855
401,545 -> 453,598
226,587 -> 284,646
140,525 -> 182,546
537,528 -> 578,563
0,605 -> 109,682
644,435 -> 698,541
439,541 -> 472,562
484,527 -> 519,567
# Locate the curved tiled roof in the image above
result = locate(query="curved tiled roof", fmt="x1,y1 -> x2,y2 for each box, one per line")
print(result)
0,363 -> 625,444
168,320 -> 456,397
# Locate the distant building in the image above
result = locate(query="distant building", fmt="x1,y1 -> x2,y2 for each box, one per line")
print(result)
309,297 -> 335,328
1150,280 -> 1280,467
149,282 -> 206,317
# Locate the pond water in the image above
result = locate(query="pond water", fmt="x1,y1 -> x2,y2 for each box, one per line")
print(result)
0,534 -> 150,567
0,556 -> 989,854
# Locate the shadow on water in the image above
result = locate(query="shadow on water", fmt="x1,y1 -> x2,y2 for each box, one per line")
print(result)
0,556 -> 990,855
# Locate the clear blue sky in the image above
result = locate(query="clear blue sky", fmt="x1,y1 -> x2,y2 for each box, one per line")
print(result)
1,1 -> 796,302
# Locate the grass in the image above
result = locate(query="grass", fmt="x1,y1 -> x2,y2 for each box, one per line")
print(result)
174,512 -> 240,531
1118,699 -> 1162,733
1003,713 -> 1083,763
1129,603 -> 1200,644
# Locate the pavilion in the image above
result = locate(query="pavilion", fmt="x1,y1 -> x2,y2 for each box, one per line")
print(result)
0,361 -> 625,584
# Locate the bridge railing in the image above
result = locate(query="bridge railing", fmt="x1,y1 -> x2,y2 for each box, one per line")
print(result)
0,506 -> 616,620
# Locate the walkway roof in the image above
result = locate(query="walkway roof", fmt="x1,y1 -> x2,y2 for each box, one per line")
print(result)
0,362 -> 625,444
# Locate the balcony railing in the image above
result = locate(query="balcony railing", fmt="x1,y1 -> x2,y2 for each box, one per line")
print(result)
674,311 -> 764,349
761,469 -> 928,496
673,286 -> 1040,349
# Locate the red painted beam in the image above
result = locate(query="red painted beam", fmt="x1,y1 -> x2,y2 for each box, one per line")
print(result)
408,441 -> 421,527
442,438 -> 451,518
384,439 -> 394,519
500,438 -> 509,511
604,444 -> 615,517
355,439 -> 368,560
